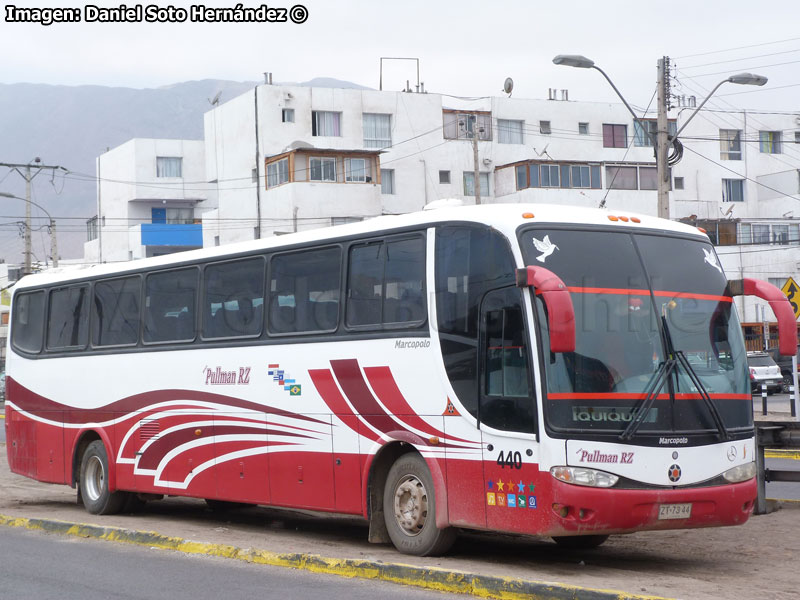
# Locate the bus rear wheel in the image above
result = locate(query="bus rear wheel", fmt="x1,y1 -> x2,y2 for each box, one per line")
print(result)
552,534 -> 609,549
79,440 -> 127,515
383,452 -> 456,556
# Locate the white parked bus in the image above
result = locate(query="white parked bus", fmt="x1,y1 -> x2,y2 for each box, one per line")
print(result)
5,203 -> 795,555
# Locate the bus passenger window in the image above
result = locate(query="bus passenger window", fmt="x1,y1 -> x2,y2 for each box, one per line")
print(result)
11,291 -> 46,353
47,286 -> 89,351
346,236 -> 424,328
92,276 -> 141,347
143,268 -> 198,343
203,257 -> 265,338
268,247 -> 341,335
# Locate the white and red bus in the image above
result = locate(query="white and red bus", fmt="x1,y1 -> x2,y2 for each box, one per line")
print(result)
5,203 -> 795,556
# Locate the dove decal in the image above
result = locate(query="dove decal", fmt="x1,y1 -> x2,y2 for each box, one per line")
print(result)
702,247 -> 722,274
533,235 -> 559,263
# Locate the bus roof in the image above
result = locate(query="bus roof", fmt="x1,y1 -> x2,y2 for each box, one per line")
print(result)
14,202 -> 707,290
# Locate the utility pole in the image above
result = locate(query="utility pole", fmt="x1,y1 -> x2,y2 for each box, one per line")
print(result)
472,117 -> 481,205
656,57 -> 671,220
0,160 -> 68,274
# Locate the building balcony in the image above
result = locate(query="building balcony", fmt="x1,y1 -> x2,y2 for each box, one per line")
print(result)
139,223 -> 203,247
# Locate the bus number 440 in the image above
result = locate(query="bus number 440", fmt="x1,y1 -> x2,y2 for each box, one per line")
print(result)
496,450 -> 523,469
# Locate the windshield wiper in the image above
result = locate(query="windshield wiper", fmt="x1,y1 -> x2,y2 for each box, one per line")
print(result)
620,316 -> 731,441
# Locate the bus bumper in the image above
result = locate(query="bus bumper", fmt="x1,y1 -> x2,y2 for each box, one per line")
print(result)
546,478 -> 757,536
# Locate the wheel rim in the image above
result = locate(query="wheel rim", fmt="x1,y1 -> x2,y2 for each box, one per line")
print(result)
85,455 -> 105,502
392,473 -> 428,536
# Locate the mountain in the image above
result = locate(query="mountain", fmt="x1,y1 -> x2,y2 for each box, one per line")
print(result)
0,77 -> 370,261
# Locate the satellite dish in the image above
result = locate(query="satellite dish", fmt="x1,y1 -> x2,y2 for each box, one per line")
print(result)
208,91 -> 222,106
503,77 -> 514,97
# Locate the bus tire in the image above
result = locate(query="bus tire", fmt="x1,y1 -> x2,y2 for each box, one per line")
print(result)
552,534 -> 609,549
383,452 -> 456,556
79,440 -> 127,515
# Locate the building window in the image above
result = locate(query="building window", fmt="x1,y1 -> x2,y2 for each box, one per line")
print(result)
752,224 -> 770,244
515,165 -> 527,190
439,170 -> 451,184
345,157 -> 370,183
633,120 -> 677,147
738,223 -> 751,244
578,122 -> 589,135
363,113 -> 391,149
497,119 -> 523,144
380,169 -> 395,194
539,120 -> 551,135
773,224 -> 790,244
674,176 -> 684,190
282,108 -> 295,123
156,157 -> 182,178
166,208 -> 193,224
267,158 -> 289,188
463,172 -> 489,196
312,111 -> 341,136
602,124 -> 627,148
760,131 -> 782,154
795,131 -> 800,144
719,129 -> 742,160
443,111 -> 492,141
540,165 -> 560,187
310,156 -> 336,181
518,163 -> 601,190
723,178 -> 744,202
605,166 -> 638,190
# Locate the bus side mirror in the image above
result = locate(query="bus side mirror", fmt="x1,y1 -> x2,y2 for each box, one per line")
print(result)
728,278 -> 796,356
516,266 -> 575,353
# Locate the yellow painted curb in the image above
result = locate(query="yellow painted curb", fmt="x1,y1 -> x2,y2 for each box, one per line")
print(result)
0,513 -> 673,600
765,449 -> 800,460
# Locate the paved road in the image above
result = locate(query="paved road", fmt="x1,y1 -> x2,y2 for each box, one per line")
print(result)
0,525 -> 463,600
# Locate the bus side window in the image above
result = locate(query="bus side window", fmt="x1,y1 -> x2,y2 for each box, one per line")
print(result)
480,287 -> 535,434
435,226 -> 516,421
47,285 -> 90,351
143,268 -> 198,344
202,257 -> 265,339
268,247 -> 341,335
92,276 -> 141,347
11,290 -> 46,354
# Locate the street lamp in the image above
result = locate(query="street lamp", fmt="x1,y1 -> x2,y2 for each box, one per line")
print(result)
0,191 -> 58,270
552,54 -> 768,220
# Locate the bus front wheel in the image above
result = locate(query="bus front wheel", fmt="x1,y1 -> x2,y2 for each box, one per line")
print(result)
383,452 -> 456,556
79,440 -> 127,515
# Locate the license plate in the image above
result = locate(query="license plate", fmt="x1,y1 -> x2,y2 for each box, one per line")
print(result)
658,503 -> 692,520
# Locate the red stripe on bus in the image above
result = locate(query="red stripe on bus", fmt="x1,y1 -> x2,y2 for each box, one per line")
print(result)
6,378 -> 326,426
547,393 -> 751,400
561,287 -> 732,303
364,366 -> 474,445
331,359 -> 404,437
137,424 -> 307,470
308,369 -> 381,443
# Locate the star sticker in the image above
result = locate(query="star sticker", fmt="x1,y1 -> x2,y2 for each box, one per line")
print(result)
487,480 -> 494,490
517,481 -> 525,493
528,483 -> 535,493
497,479 -> 505,492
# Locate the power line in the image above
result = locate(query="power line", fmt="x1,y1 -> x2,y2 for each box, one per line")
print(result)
675,37 -> 800,60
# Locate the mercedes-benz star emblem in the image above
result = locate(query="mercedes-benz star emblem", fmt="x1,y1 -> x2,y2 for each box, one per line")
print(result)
727,446 -> 738,462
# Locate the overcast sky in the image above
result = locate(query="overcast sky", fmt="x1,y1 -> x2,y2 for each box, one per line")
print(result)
2,0 -> 800,113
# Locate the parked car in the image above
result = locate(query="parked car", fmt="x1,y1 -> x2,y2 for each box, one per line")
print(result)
747,352 -> 783,394
768,346 -> 800,392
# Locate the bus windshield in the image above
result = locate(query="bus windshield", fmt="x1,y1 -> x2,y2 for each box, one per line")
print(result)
519,227 -> 751,438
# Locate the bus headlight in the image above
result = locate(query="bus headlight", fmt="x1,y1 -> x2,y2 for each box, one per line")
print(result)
722,462 -> 756,483
551,466 -> 619,488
